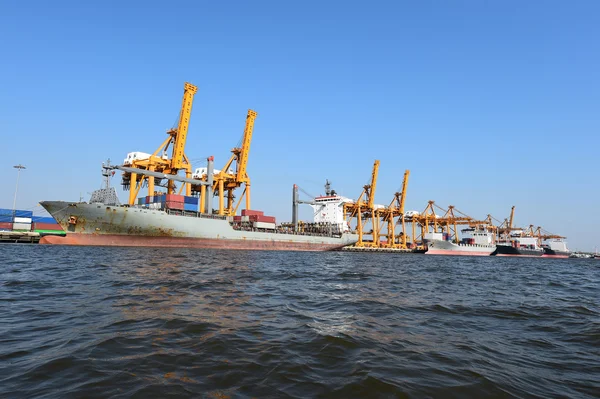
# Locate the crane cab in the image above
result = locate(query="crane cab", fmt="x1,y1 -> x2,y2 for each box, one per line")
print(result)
192,167 -> 234,179
124,152 -> 152,166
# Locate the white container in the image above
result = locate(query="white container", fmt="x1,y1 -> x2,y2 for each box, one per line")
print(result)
253,221 -> 276,230
14,217 -> 32,223
13,222 -> 32,230
424,232 -> 444,241
242,216 -> 250,222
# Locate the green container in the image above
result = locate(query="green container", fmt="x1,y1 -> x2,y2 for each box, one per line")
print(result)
34,230 -> 66,235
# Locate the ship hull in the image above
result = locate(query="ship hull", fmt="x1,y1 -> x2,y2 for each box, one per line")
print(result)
542,249 -> 571,259
39,233 -> 346,251
424,239 -> 495,256
39,201 -> 357,251
492,245 -> 544,257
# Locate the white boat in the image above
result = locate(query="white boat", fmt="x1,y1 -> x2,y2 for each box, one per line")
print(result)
424,227 -> 496,256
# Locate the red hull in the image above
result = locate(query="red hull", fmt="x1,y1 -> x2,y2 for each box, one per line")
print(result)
426,249 -> 492,256
39,233 -> 345,251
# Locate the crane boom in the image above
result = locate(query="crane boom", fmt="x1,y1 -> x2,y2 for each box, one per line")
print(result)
170,82 -> 198,170
367,160 -> 380,209
399,170 -> 410,214
236,110 -> 257,183
508,206 -> 515,230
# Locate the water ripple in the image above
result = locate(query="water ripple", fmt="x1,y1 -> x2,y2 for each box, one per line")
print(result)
0,245 -> 598,398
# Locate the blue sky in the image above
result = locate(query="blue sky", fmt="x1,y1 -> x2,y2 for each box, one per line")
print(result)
1,1 -> 598,251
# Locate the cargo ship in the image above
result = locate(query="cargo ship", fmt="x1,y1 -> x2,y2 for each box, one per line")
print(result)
541,238 -> 571,258
39,184 -> 359,251
492,235 -> 544,257
424,226 -> 496,256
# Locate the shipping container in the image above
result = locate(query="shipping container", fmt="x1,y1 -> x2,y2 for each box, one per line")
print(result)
0,215 -> 13,223
166,194 -> 184,202
0,222 -> 12,230
12,222 -> 32,231
253,221 -> 276,230
166,201 -> 184,210
34,222 -> 62,230
241,209 -> 264,217
0,208 -> 14,216
14,217 -> 32,224
34,230 -> 66,235
137,198 -> 145,205
248,215 -> 276,224
32,216 -> 57,224
184,196 -> 199,205
183,203 -> 197,212
15,210 -> 33,218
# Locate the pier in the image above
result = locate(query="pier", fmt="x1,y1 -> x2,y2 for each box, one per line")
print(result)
0,231 -> 40,244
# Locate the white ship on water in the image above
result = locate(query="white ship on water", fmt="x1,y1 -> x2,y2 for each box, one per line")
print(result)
424,226 -> 496,256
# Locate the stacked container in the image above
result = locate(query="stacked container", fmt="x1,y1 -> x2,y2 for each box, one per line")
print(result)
238,209 -> 277,229
241,209 -> 276,224
0,209 -> 33,231
165,194 -> 184,210
31,216 -> 64,235
0,208 -> 13,230
184,196 -> 199,212
138,194 -> 198,211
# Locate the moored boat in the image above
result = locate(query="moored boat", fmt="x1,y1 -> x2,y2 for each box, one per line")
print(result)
541,238 -> 571,258
492,236 -> 544,257
424,226 -> 496,256
40,197 -> 358,251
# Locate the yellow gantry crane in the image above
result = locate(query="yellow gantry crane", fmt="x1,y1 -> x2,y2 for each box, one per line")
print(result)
497,206 -> 524,238
344,160 -> 380,247
121,82 -> 198,205
528,226 -> 565,247
376,170 -> 410,249
192,109 -> 257,216
412,201 -> 495,245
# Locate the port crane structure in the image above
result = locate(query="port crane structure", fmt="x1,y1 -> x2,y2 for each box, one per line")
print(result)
375,170 -> 410,249
191,109 -> 257,216
344,160 -> 380,247
120,82 -> 199,205
412,201 -> 495,245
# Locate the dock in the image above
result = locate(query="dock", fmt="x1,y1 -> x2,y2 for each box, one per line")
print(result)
0,231 -> 41,244
342,246 -> 422,253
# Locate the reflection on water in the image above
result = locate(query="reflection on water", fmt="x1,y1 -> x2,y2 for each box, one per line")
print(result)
0,246 -> 598,398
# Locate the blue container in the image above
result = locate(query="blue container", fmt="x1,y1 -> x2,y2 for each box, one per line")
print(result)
0,208 -> 14,216
32,216 -> 57,223
184,203 -> 198,212
184,196 -> 199,205
14,210 -> 33,218
0,215 -> 13,223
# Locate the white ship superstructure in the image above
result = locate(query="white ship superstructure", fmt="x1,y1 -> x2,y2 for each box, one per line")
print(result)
310,193 -> 354,233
